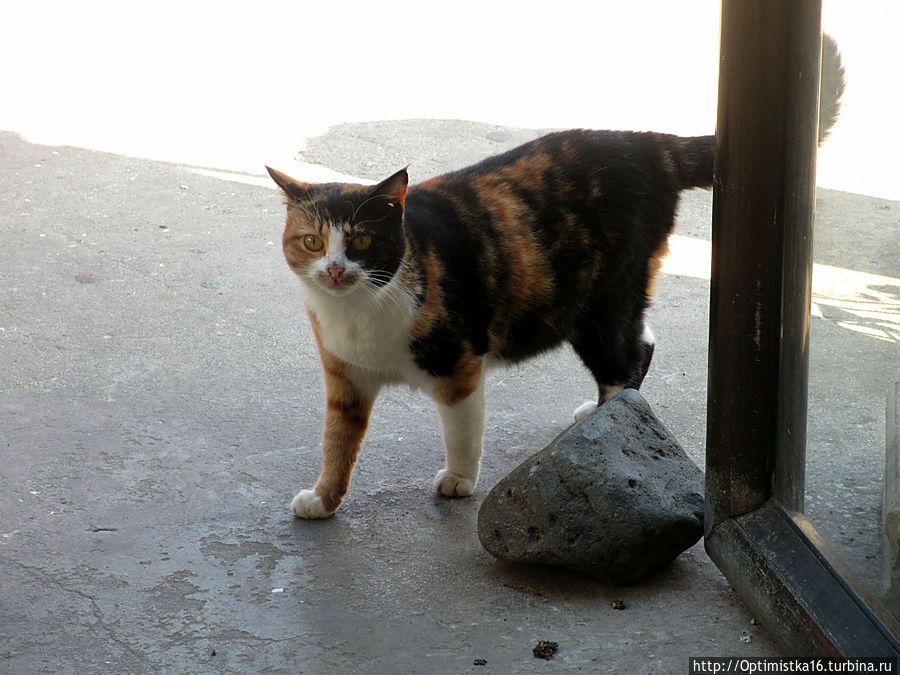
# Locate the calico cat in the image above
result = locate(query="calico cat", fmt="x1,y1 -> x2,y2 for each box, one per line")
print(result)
267,33 -> 843,519
267,129 -> 715,518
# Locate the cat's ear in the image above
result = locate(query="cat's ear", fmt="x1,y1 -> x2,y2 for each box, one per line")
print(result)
369,167 -> 409,208
266,166 -> 311,204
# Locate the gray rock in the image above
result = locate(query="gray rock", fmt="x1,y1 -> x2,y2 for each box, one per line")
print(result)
478,389 -> 704,584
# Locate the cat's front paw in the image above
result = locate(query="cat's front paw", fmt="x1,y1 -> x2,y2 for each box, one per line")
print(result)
434,469 -> 476,497
290,489 -> 335,519
573,400 -> 597,422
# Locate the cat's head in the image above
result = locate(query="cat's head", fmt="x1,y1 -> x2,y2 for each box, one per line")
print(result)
266,166 -> 409,296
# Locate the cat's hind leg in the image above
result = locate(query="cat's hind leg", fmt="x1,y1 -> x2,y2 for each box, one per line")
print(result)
571,319 -> 655,421
633,322 -> 656,387
431,359 -> 486,497
573,385 -> 626,422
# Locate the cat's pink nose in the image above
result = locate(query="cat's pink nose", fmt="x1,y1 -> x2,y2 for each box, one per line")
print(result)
327,264 -> 345,282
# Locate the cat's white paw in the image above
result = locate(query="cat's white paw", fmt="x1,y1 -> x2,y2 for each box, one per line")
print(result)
434,469 -> 476,497
573,400 -> 597,422
290,489 -> 334,519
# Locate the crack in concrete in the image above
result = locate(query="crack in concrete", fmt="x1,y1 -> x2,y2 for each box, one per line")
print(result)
0,555 -> 150,667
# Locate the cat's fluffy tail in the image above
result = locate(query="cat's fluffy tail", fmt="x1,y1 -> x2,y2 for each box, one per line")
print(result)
818,33 -> 845,146
670,32 -> 845,192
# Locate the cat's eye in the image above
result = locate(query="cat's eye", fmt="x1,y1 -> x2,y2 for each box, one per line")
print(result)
302,234 -> 324,252
350,233 -> 373,251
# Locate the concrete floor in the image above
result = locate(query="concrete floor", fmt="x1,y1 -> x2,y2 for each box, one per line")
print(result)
4,114 -> 897,671
2,127 -> 791,673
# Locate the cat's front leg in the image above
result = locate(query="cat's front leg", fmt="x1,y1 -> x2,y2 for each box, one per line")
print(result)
431,361 -> 486,497
292,350 -> 379,519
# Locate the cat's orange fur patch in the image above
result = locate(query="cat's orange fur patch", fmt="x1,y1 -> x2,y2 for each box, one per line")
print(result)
283,210 -> 326,271
646,238 -> 670,297
484,151 -> 554,193
433,352 -> 483,407
409,249 -> 448,340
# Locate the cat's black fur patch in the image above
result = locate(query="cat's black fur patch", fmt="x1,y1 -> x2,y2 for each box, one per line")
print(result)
401,130 -> 714,398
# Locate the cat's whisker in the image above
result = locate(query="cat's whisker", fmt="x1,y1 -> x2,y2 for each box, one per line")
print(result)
368,279 -> 414,315
306,194 -> 323,223
351,215 -> 387,228
288,200 -> 318,222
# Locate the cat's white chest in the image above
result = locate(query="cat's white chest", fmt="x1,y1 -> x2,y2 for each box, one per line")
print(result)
303,284 -> 417,381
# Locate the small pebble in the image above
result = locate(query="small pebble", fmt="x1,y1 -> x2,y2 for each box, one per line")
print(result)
533,640 -> 558,660
611,599 -> 626,610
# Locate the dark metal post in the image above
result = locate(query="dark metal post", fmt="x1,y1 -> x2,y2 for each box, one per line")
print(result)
706,0 -> 820,532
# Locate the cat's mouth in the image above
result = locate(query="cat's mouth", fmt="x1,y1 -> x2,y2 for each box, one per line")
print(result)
313,270 -> 360,294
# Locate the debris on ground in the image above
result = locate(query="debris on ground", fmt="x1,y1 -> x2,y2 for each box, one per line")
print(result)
533,640 -> 559,660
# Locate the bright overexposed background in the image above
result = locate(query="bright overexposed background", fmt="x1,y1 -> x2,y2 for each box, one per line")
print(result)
1,1 -> 718,173
2,0 -> 893,202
